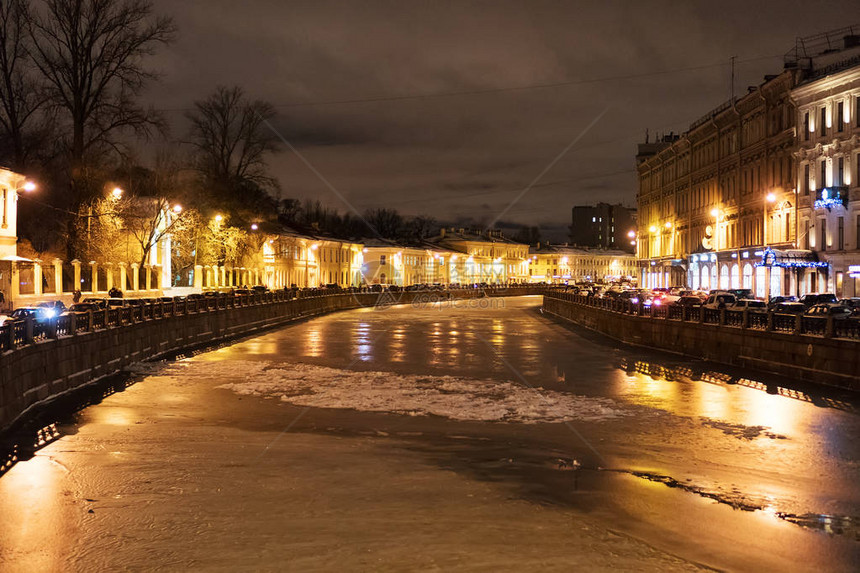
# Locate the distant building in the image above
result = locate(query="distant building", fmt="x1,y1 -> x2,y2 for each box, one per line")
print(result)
528,243 -> 638,284
426,228 -> 530,284
569,203 -> 636,253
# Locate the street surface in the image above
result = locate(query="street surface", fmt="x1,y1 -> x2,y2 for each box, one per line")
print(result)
1,296 -> 858,571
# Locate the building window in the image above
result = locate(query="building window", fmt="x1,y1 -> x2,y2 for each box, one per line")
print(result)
838,216 -> 844,250
856,215 -> 860,249
820,106 -> 826,137
820,219 -> 827,252
803,219 -> 809,250
380,255 -> 386,265
803,111 -> 809,141
820,160 -> 827,189
837,101 -> 844,132
803,164 -> 809,194
837,157 -> 844,187
1,188 -> 6,226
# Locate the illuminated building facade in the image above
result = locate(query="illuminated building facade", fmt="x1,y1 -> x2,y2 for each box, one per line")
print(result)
528,244 -> 638,284
791,33 -> 860,297
637,70 -> 799,297
265,228 -> 363,288
428,228 -> 530,284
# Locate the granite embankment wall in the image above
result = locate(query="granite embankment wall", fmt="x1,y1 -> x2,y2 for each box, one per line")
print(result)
542,294 -> 860,391
0,288 -> 545,432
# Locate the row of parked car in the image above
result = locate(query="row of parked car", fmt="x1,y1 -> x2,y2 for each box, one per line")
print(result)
567,285 -> 860,319
0,286 -> 276,327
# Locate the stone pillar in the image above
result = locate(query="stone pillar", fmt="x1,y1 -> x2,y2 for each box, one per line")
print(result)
105,262 -> 114,291
227,266 -> 234,287
194,265 -> 203,289
144,264 -> 152,291
131,263 -> 140,291
89,261 -> 98,293
118,262 -> 127,292
10,261 -> 20,299
220,266 -> 226,287
33,259 -> 43,296
151,265 -> 160,290
53,258 -> 63,294
71,259 -> 81,292
203,265 -> 212,288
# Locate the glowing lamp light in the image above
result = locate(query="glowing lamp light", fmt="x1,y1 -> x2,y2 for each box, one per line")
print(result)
214,214 -> 223,222
172,204 -> 182,213
766,192 -> 776,203
251,223 -> 259,230
310,244 -> 318,250
664,221 -> 672,229
821,189 -> 829,200
111,187 -> 123,199
561,256 -> 568,264
627,230 -> 635,238
22,181 -> 36,192
710,208 -> 719,218
649,225 -> 657,233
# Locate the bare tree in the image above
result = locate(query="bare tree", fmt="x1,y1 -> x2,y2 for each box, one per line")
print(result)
0,0 -> 45,169
186,85 -> 281,196
364,208 -> 403,239
26,0 -> 175,201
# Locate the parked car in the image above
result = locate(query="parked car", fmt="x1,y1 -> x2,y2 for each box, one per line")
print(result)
82,298 -> 108,309
771,302 -> 806,315
726,288 -> 754,300
1,306 -> 56,325
68,302 -> 101,313
767,295 -> 798,310
799,293 -> 838,307
675,295 -> 704,308
702,292 -> 737,309
35,300 -> 67,317
804,303 -> 853,319
732,299 -> 767,311
841,298 -> 860,317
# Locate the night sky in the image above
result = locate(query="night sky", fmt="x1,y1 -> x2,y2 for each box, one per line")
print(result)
149,1 -> 857,239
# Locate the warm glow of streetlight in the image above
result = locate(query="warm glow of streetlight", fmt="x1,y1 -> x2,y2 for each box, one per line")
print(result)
649,225 -> 657,233
627,230 -> 635,238
664,221 -> 672,229
172,204 -> 182,213
251,223 -> 259,230
214,214 -> 223,222
766,192 -> 776,203
111,187 -> 123,199
21,181 -> 36,192
710,208 -> 719,218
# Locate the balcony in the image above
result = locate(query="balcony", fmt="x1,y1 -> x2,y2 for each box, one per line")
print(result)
813,186 -> 848,210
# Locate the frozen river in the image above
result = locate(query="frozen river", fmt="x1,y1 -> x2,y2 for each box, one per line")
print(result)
1,296 -> 858,571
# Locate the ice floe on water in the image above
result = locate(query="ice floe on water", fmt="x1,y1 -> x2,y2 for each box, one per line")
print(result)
167,360 -> 626,424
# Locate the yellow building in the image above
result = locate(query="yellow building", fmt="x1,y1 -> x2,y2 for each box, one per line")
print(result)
361,239 -> 452,285
263,228 -> 363,288
637,69 -> 798,296
427,228 -> 530,284
528,244 -> 638,284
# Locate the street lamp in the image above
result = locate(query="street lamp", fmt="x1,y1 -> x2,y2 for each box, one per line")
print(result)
172,204 -> 182,213
763,192 -> 776,247
251,223 -> 258,230
111,187 -> 123,200
19,181 -> 36,193
214,214 -> 223,223
710,208 -> 721,252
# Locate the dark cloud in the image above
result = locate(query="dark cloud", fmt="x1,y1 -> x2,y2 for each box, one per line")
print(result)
148,0 -> 857,240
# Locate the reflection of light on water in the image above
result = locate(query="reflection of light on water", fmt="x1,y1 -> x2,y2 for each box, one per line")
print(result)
0,456 -> 63,571
741,391 -> 798,437
304,328 -> 323,358
94,407 -> 134,426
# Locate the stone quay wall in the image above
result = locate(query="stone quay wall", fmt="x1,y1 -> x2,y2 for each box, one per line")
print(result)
0,287 -> 546,432
542,293 -> 860,391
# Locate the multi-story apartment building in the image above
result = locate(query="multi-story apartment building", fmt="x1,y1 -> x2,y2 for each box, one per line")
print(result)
637,69 -> 799,297
569,203 -> 637,253
361,238 -> 451,286
263,227 -> 363,288
791,32 -> 860,297
427,228 -> 530,284
528,243 -> 638,284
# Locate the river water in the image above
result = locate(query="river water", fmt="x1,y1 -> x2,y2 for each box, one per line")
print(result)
1,296 -> 857,571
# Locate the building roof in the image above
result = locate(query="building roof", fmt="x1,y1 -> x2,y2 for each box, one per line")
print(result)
428,227 -> 527,246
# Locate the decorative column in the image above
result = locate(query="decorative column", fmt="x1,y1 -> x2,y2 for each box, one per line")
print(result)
151,265 -> 161,290
193,264 -> 203,289
89,261 -> 98,293
10,261 -> 20,299
33,259 -> 43,296
220,265 -> 226,287
144,264 -> 152,291
131,263 -> 140,291
71,259 -> 81,291
105,262 -> 114,291
226,266 -> 234,287
53,258 -> 63,294
118,262 -> 128,292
